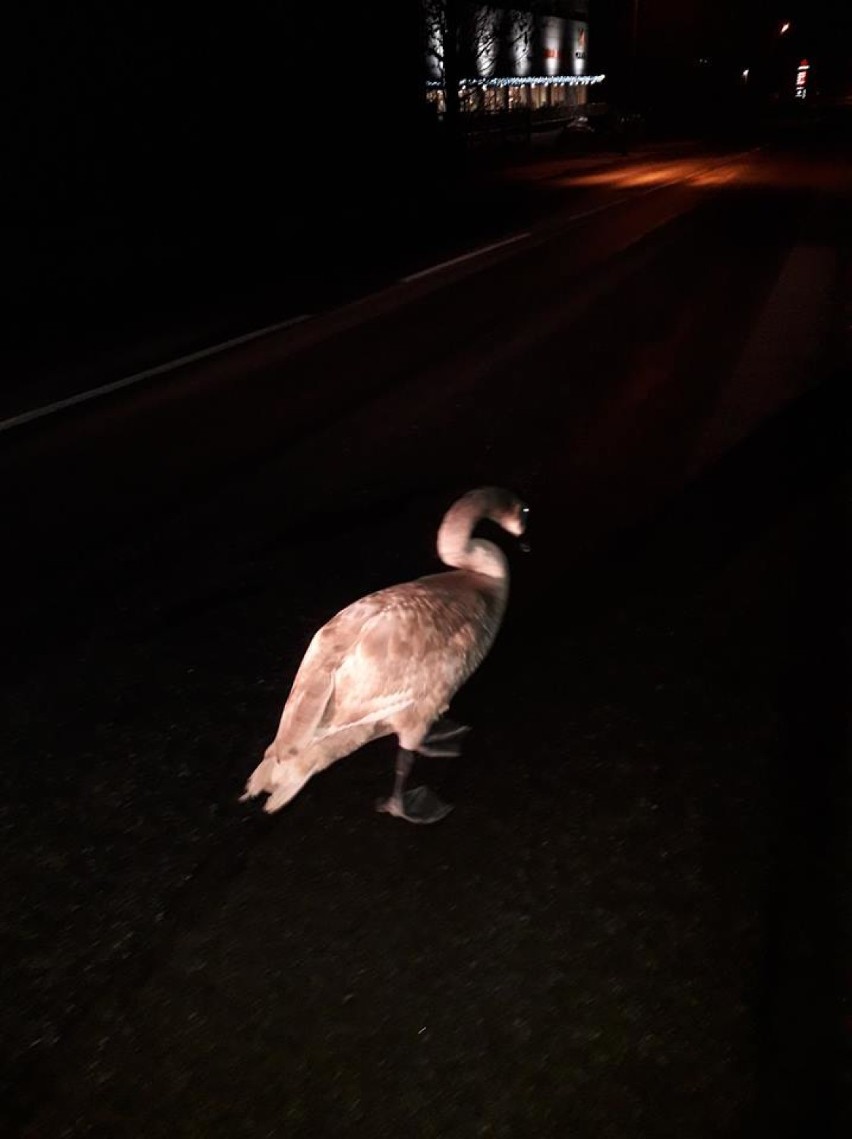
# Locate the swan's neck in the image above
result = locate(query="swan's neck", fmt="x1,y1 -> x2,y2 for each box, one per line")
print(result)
437,498 -> 508,581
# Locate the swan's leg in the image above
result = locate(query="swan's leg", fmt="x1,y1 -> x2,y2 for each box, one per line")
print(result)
375,748 -> 453,824
377,748 -> 414,814
418,717 -> 470,758
427,716 -> 469,741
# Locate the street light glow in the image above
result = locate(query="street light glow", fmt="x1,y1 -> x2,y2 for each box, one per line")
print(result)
780,21 -> 791,34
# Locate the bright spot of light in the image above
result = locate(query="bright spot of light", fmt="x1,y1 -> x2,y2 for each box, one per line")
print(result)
512,12 -> 533,77
780,21 -> 791,35
541,15 -> 563,77
475,8 -> 500,79
742,68 -> 750,81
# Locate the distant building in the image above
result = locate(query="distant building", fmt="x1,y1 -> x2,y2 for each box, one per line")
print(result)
425,2 -> 604,119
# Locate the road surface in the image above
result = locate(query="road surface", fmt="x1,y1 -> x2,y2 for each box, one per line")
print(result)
2,130 -> 851,1137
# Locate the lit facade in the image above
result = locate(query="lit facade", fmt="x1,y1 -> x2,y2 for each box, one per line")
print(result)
425,3 -> 604,117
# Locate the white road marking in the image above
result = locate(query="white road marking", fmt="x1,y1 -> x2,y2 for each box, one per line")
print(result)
0,312 -> 312,434
563,198 -> 634,222
400,232 -> 532,282
4,150 -> 757,435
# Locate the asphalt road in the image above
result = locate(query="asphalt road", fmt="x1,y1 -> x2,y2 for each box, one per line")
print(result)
3,130 -> 851,1137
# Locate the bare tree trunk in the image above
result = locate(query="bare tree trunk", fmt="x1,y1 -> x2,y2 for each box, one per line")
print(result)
441,0 -> 465,168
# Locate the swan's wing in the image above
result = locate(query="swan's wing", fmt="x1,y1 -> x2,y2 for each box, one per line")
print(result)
271,631 -> 336,752
275,574 -> 500,749
271,591 -> 401,750
321,577 -> 496,724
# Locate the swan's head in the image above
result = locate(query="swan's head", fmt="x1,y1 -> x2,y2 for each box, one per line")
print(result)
503,499 -> 529,539
438,488 -> 530,571
477,488 -> 529,538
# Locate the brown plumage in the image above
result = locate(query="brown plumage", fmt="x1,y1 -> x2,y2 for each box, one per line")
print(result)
240,487 -> 528,821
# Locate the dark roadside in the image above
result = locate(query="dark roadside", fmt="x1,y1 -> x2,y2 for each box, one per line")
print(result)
2,133 -> 720,424
11,371 -> 851,1138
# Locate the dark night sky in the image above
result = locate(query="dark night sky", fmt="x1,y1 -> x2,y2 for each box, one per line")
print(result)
6,0 -> 852,251
6,2 -> 424,238
595,0 -> 852,88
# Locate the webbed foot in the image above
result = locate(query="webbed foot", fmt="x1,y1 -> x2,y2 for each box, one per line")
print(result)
375,786 -> 453,824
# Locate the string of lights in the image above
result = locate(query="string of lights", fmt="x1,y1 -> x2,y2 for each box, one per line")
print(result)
426,75 -> 605,90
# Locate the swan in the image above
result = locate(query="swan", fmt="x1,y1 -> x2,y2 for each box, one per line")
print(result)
240,487 -> 528,823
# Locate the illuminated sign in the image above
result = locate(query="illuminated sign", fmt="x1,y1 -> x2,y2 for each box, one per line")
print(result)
541,16 -> 564,77
567,20 -> 588,76
795,58 -> 809,98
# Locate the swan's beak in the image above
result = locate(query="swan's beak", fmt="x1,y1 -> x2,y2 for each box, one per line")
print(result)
516,504 -> 530,551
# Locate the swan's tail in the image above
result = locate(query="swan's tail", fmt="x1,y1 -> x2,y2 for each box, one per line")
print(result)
239,633 -> 338,812
240,719 -> 391,815
239,742 -> 277,801
239,740 -> 316,814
